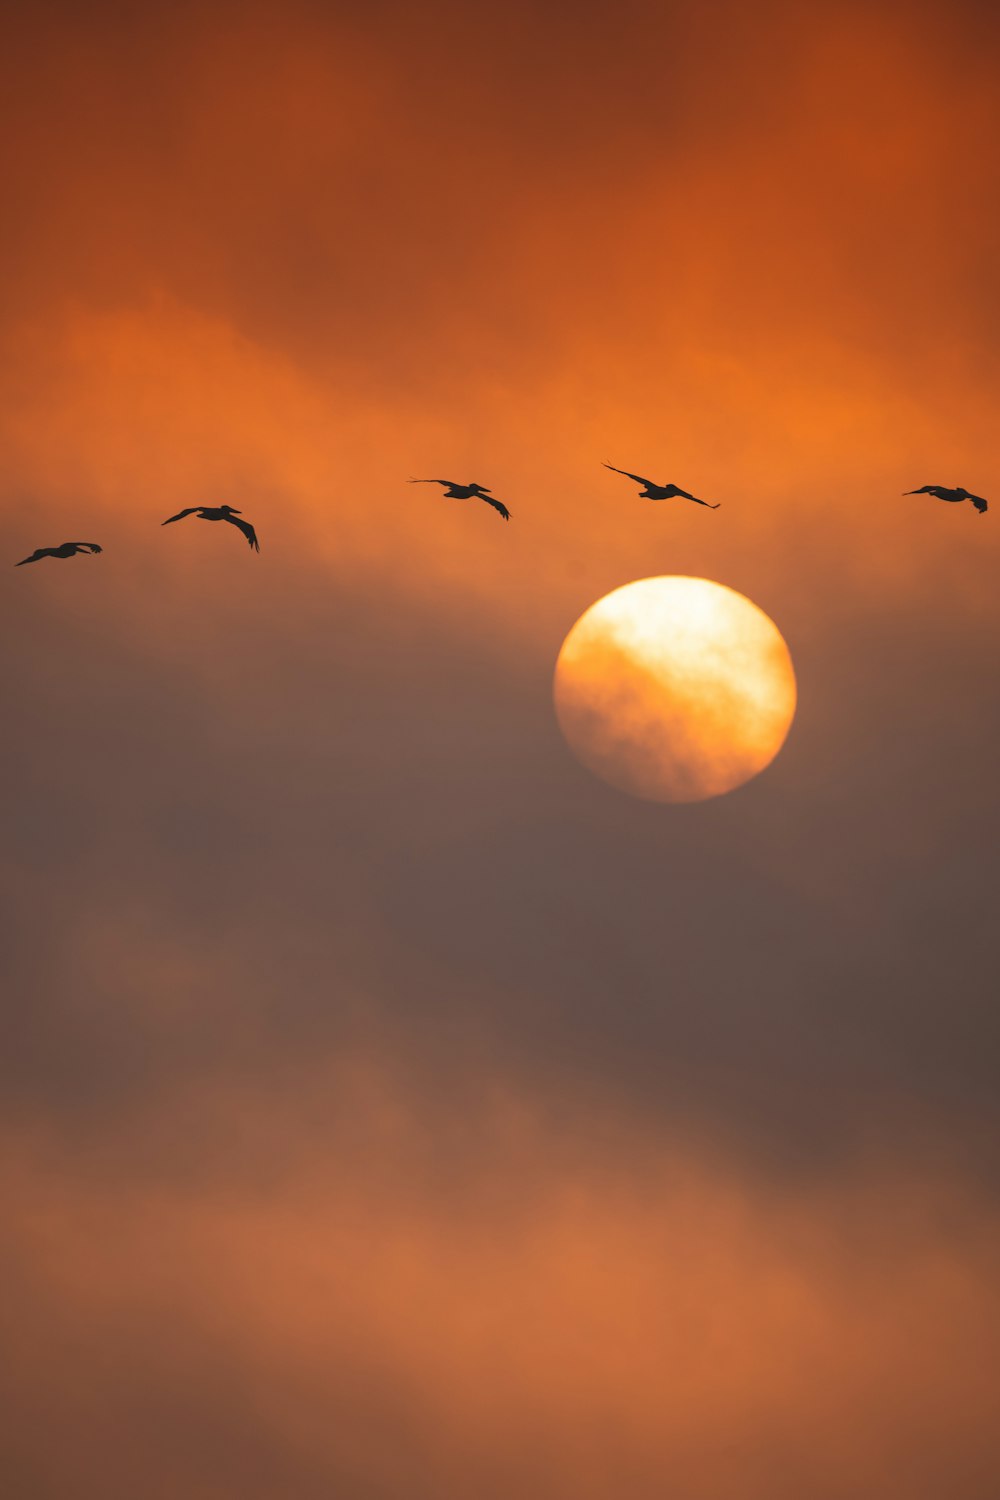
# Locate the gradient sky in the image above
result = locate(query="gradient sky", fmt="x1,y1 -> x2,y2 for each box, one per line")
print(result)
2,1 -> 999,1495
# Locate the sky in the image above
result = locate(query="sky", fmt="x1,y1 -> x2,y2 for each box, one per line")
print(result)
1,0 -> 999,1494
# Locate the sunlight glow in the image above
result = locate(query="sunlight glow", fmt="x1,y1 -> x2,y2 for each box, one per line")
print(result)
553,577 -> 797,802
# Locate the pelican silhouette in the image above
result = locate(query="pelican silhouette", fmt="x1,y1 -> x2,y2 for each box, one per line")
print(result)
15,542 -> 103,566
408,479 -> 510,520
904,484 -> 988,515
602,463 -> 720,509
162,504 -> 260,550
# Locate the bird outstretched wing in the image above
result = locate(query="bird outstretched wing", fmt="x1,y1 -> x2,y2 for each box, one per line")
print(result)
225,514 -> 260,550
480,495 -> 510,520
162,507 -> 202,525
15,548 -> 52,566
407,479 -> 455,488
603,463 -> 657,488
671,489 -> 720,508
68,543 -> 103,552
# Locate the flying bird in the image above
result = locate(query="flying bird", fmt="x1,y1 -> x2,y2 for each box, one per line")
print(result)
408,479 -> 510,520
162,503 -> 260,550
15,542 -> 103,566
602,464 -> 720,508
904,484 -> 988,514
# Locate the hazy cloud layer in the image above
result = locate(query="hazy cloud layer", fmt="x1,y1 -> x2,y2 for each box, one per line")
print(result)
2,0 -> 999,1493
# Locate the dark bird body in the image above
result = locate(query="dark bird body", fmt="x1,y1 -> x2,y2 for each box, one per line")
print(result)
162,504 -> 260,550
602,463 -> 720,508
408,478 -> 510,520
904,484 -> 988,514
16,542 -> 103,566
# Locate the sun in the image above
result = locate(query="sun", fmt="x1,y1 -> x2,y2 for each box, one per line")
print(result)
553,577 -> 797,802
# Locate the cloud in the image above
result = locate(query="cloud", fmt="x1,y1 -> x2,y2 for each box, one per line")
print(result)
3,1102 -> 1000,1498
2,1 -> 999,1491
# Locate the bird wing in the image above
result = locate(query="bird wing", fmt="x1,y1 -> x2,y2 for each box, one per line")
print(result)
903,486 -> 937,496
603,463 -> 657,488
162,506 -> 201,525
15,548 -> 52,566
67,543 -> 103,552
225,513 -> 260,550
407,479 -> 455,488
480,494 -> 510,520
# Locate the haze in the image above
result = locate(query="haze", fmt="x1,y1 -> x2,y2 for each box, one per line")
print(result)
1,1 -> 999,1496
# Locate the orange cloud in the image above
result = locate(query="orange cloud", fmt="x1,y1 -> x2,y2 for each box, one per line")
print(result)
2,4 -> 999,1495
3,1080 -> 999,1498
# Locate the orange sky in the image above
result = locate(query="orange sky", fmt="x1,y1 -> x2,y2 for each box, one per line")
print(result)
2,1 -> 999,1495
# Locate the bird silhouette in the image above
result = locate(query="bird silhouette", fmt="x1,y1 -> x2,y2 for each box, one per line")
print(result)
162,504 -> 260,550
408,479 -> 510,520
15,542 -> 103,566
602,463 -> 720,508
904,484 -> 988,514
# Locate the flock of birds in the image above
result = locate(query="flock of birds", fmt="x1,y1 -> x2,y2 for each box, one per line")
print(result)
13,469 -> 990,565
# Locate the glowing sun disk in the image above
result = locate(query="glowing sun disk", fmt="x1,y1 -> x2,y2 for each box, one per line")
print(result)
553,577 -> 797,803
